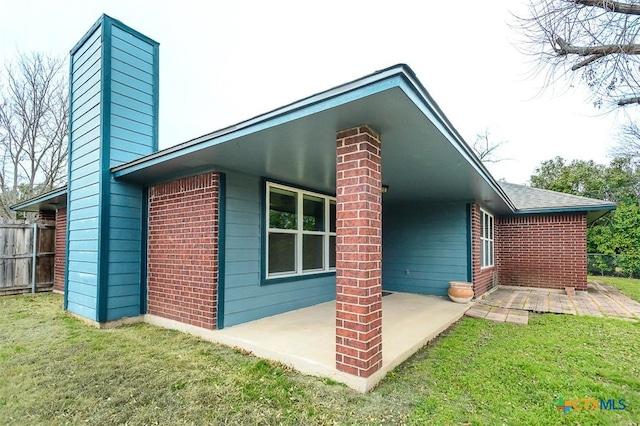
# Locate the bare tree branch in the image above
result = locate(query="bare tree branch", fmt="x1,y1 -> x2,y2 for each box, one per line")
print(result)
514,0 -> 640,108
572,0 -> 640,15
0,52 -> 68,219
472,129 -> 510,164
613,120 -> 640,158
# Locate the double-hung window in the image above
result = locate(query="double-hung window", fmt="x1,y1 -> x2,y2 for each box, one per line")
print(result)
266,182 -> 336,278
481,209 -> 494,268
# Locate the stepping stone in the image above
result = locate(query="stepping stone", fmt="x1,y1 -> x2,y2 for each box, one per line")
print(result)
506,312 -> 529,325
465,306 -> 489,319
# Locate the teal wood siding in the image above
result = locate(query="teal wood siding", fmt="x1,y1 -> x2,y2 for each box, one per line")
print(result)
67,27 -> 102,320
109,25 -> 158,166
103,22 -> 158,320
223,171 -> 335,327
382,202 -> 468,296
105,180 -> 143,320
66,15 -> 158,323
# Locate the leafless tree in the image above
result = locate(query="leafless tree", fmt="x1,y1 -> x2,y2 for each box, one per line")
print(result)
515,0 -> 640,108
472,129 -> 509,163
0,52 -> 68,219
613,120 -> 640,159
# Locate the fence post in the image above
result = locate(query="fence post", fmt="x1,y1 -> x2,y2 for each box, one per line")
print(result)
31,222 -> 38,294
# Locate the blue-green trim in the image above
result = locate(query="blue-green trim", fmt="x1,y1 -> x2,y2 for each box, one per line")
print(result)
466,203 -> 472,283
395,76 -> 515,212
514,206 -> 616,215
71,14 -> 159,55
259,177 -> 337,286
117,164 -> 221,187
263,271 -> 336,286
111,75 -> 403,179
264,176 -> 336,198
216,173 -> 226,330
140,187 -> 149,314
96,19 -> 113,323
63,55 -> 74,312
151,41 -> 159,152
10,186 -> 67,212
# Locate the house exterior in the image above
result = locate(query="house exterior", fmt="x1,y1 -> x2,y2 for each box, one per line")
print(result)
13,15 -> 615,386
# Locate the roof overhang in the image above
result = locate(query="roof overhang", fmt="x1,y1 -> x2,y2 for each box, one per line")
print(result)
10,186 -> 68,212
515,205 -> 617,225
112,64 -> 516,213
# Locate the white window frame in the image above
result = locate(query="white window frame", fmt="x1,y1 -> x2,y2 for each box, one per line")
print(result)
480,209 -> 494,268
266,182 -> 336,279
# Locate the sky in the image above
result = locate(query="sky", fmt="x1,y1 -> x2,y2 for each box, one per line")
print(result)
0,0 -> 627,184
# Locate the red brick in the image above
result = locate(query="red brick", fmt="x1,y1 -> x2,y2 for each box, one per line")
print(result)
147,172 -> 220,329
495,213 -> 587,291
335,126 -> 383,377
54,208 -> 67,293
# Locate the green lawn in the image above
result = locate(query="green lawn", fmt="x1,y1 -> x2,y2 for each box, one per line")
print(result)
590,275 -> 640,302
1,292 -> 638,425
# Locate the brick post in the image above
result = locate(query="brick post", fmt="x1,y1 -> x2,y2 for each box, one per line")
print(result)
54,208 -> 67,293
335,125 -> 383,378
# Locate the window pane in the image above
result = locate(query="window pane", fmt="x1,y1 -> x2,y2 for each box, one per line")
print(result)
329,236 -> 336,268
330,201 -> 336,233
269,187 -> 297,229
482,213 -> 488,239
269,233 -> 295,274
303,195 -> 324,231
489,242 -> 493,266
482,240 -> 488,267
489,215 -> 494,240
303,234 -> 323,270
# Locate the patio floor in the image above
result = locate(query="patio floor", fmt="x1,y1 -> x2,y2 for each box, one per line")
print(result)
466,281 -> 640,324
190,292 -> 469,392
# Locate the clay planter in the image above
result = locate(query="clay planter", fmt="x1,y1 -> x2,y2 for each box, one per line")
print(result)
448,281 -> 474,303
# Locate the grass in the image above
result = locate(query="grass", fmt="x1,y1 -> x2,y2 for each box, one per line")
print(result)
0,292 -> 638,425
589,275 -> 640,302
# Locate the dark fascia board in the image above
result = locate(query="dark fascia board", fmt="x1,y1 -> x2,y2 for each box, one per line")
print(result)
512,203 -> 617,225
515,203 -> 617,215
10,186 -> 68,212
110,63 -> 516,211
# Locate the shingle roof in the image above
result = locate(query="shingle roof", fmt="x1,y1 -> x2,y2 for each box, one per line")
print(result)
500,182 -> 616,223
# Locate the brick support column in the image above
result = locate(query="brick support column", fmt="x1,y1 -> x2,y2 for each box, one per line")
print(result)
335,125 -> 383,378
54,208 -> 67,293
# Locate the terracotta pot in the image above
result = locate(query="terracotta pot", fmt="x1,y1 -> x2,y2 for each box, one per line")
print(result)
448,281 -> 474,303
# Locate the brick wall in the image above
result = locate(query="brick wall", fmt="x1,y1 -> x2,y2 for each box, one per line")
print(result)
496,214 -> 587,291
54,208 -> 67,293
37,210 -> 56,222
147,172 -> 220,329
335,125 -> 383,378
471,204 -> 496,297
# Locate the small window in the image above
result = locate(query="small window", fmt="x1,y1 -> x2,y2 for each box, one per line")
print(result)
266,182 -> 336,278
481,209 -> 494,268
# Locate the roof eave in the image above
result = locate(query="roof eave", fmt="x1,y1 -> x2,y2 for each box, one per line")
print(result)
10,186 -> 68,212
111,64 -> 411,178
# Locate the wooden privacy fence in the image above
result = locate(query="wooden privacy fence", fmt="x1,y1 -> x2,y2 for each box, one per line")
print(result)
0,221 -> 55,296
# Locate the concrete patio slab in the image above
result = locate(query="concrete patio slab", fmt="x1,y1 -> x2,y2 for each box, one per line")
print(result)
145,292 -> 469,392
